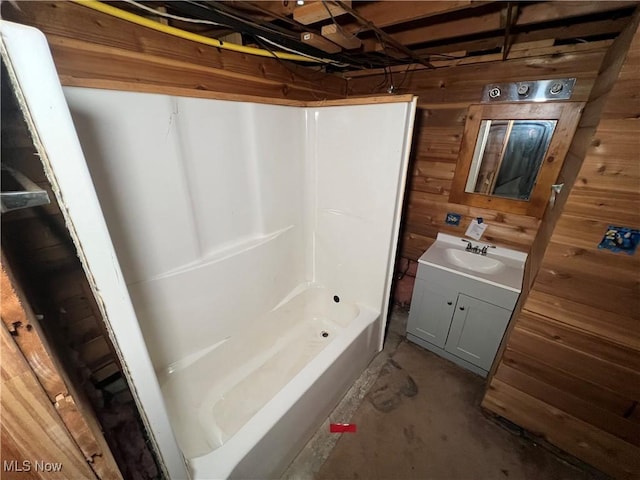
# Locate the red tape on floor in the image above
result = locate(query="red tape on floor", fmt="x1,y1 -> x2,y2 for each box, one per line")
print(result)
329,423 -> 356,433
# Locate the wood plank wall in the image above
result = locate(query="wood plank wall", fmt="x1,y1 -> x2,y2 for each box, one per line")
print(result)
1,1 -> 347,101
348,45 -> 609,304
483,16 -> 640,480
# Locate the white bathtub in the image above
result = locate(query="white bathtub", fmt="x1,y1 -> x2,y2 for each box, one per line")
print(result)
11,26 -> 416,477
159,286 -> 379,478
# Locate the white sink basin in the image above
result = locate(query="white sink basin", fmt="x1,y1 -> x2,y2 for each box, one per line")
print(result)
445,248 -> 505,274
418,233 -> 527,292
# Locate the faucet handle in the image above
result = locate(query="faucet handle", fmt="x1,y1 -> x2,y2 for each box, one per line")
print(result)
480,244 -> 496,255
461,239 -> 473,251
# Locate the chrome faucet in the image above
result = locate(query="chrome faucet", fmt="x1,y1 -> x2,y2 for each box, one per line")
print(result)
461,239 -> 496,256
461,239 -> 479,254
480,244 -> 496,256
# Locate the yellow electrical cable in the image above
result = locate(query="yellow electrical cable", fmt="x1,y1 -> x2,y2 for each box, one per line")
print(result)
72,0 -> 329,64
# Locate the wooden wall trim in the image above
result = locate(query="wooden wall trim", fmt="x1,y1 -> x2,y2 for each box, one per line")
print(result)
50,72 -> 415,108
448,102 -> 584,218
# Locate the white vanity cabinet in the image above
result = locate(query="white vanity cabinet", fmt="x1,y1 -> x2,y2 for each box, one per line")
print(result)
444,293 -> 512,371
406,234 -> 526,377
408,278 -> 456,349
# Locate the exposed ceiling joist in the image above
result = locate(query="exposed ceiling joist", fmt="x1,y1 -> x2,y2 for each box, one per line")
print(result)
90,0 -> 638,74
364,0 -> 639,52
293,1 -> 351,25
321,23 -> 362,50
335,0 -> 435,69
301,31 -> 342,53
390,16 -> 631,59
516,1 -> 639,25
342,0 -> 490,32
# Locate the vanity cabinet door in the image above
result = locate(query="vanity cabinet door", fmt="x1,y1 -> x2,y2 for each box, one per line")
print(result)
407,279 -> 457,348
445,294 -> 511,371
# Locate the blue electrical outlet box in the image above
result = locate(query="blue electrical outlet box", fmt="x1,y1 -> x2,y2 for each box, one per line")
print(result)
445,213 -> 461,226
598,225 -> 639,255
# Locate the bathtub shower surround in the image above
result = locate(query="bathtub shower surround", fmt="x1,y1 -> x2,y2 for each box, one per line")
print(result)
68,91 -> 416,479
6,22 -> 417,479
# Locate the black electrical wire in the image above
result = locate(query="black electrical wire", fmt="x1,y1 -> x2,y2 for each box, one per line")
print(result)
169,1 -> 411,71
173,1 -> 374,69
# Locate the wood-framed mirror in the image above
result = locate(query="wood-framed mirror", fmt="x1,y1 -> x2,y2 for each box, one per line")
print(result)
449,102 -> 583,218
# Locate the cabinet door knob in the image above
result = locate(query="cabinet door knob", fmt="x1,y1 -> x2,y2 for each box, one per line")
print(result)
459,306 -> 465,311
447,301 -> 453,305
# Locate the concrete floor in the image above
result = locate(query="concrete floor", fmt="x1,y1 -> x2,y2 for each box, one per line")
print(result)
282,308 -> 606,480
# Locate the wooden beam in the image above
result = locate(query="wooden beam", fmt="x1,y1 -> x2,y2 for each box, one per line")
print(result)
516,1 -> 639,26
361,14 -> 628,64
1,255 -> 123,479
1,325 -> 99,480
245,1 -> 296,18
293,1 -> 351,25
301,31 -> 342,53
369,9 -> 503,49
321,23 -> 361,49
344,0 -> 485,32
335,0 -> 435,69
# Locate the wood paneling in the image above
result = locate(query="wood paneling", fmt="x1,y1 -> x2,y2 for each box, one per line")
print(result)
494,362 -> 639,446
1,1 -> 347,101
484,14 -> 640,479
499,347 -> 636,418
350,45 -> 608,306
484,379 -> 640,480
349,50 -> 605,102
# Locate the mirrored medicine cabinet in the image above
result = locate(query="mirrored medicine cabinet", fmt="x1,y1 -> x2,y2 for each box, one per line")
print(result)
449,102 -> 583,218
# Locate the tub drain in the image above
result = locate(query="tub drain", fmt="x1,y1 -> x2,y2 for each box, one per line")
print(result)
321,331 -> 329,338
333,295 -> 340,303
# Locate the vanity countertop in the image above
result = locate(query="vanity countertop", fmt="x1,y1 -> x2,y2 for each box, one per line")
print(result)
418,233 -> 527,293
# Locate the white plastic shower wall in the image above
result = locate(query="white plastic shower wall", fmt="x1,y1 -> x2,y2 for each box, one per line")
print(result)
311,104 -> 412,319
63,88 -> 414,375
64,89 -> 308,369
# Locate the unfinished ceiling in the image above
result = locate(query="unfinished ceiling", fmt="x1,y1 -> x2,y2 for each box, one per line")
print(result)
114,0 -> 639,77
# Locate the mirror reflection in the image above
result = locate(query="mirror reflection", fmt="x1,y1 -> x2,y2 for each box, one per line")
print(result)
465,119 -> 557,200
